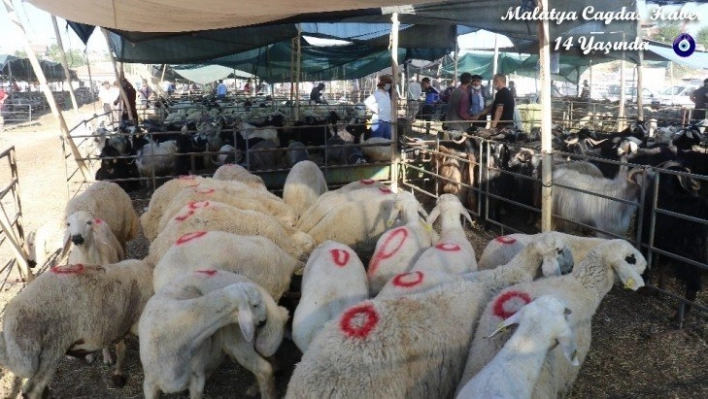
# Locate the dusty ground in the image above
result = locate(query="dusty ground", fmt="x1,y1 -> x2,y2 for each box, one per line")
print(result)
0,105 -> 706,398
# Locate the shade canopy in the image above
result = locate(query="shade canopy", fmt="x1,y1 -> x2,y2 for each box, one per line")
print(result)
0,54 -> 78,81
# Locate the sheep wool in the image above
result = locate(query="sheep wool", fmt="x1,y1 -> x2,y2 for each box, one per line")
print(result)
282,160 -> 328,219
146,201 -> 315,265
212,163 -> 267,191
0,260 -> 153,398
292,241 -> 369,353
67,211 -> 124,266
64,181 -> 139,247
457,240 -> 647,398
153,231 -> 301,301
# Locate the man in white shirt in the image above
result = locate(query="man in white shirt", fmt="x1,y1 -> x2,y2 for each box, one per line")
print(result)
364,75 -> 393,139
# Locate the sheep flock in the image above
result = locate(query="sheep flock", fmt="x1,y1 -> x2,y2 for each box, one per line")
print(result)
3,161 -> 679,399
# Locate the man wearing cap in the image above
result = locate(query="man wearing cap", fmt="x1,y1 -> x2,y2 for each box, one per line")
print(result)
690,78 -> 708,121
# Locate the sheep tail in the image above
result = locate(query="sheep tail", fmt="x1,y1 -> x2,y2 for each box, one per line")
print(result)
0,331 -> 8,367
128,213 -> 140,242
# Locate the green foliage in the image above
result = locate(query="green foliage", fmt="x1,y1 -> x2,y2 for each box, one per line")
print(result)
44,44 -> 86,68
651,24 -> 681,45
696,26 -> 708,50
13,49 -> 27,58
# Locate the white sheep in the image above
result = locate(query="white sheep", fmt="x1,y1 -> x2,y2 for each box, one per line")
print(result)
552,167 -> 645,237
140,270 -> 288,399
286,141 -> 310,166
25,218 -> 66,268
455,295 -> 579,399
153,231 -> 301,300
282,160 -> 328,219
0,260 -> 153,398
136,139 -> 178,185
285,234 -> 575,399
64,181 -> 140,249
410,193 -> 478,274
296,181 -> 389,232
361,137 -> 392,162
457,240 -> 647,398
557,160 -> 604,178
156,181 -> 296,234
292,241 -> 368,353
237,121 -> 279,145
212,163 -> 267,191
146,201 -> 315,265
66,211 -> 124,266
477,232 -> 606,272
367,191 -> 437,296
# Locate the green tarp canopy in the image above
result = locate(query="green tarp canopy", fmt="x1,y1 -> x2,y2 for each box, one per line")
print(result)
0,54 -> 78,81
168,65 -> 255,85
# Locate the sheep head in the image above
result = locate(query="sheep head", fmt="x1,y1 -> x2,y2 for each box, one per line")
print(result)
249,284 -> 289,358
527,233 -> 574,278
387,192 -> 427,226
428,194 -> 474,227
65,211 -> 99,247
591,240 -> 647,291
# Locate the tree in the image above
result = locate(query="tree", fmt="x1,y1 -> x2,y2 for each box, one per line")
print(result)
696,26 -> 708,50
13,49 -> 27,58
44,44 -> 87,68
651,24 -> 681,45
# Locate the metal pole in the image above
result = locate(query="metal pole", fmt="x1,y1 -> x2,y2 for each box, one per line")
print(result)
669,61 -> 674,106
390,12 -> 400,192
51,15 -> 79,114
160,64 -> 167,84
493,33 -> 499,76
84,48 -> 97,114
636,2 -> 644,121
618,32 -> 626,131
295,25 -> 302,120
101,28 -> 134,122
589,60 -> 593,99
453,42 -> 459,84
1,0 -> 90,182
538,0 -> 553,232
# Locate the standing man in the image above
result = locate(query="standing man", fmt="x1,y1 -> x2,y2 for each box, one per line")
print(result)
468,75 -> 487,117
216,79 -> 228,100
309,83 -> 326,104
478,73 -> 515,128
364,75 -> 393,139
690,78 -> 708,121
138,78 -> 153,108
444,72 -> 473,131
115,74 -> 138,123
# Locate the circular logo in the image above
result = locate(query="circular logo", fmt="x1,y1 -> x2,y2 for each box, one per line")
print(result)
673,34 -> 696,58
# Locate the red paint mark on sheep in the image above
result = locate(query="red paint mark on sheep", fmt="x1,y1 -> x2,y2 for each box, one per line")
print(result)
340,303 -> 379,339
193,188 -> 216,195
367,228 -> 409,276
492,291 -> 532,320
378,187 -> 392,194
330,249 -> 350,267
51,264 -> 86,275
179,175 -> 195,180
495,236 -> 517,245
94,219 -> 103,225
435,243 -> 461,252
360,179 -> 375,185
196,269 -> 217,276
176,231 -> 208,245
175,210 -> 195,222
188,201 -> 210,210
392,271 -> 425,288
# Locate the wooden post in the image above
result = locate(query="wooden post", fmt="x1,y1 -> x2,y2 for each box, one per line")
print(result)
101,28 -> 135,122
84,48 -> 97,113
295,25 -> 302,120
390,12 -> 400,192
493,33 -> 499,76
538,0 -> 553,232
1,0 -> 90,183
453,42 -> 459,84
51,15 -> 79,114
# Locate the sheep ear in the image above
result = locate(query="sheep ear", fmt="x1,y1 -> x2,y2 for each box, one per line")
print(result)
60,229 -> 71,259
417,204 -> 429,220
238,302 -> 255,343
484,311 -> 521,339
427,206 -> 441,226
386,204 -> 402,228
557,330 -> 580,366
92,222 -> 109,247
458,204 -> 474,228
612,258 -> 645,291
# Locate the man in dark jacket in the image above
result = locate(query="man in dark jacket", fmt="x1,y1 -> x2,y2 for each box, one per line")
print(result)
115,75 -> 138,122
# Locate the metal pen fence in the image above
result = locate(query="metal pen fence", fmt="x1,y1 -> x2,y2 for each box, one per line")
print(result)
0,103 -> 32,124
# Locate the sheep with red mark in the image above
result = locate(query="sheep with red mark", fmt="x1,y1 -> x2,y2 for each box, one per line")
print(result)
0,260 -> 154,399
66,211 -> 124,267
377,232 -> 574,300
296,181 -> 390,233
282,160 -> 328,219
153,231 -> 301,301
455,295 -> 579,399
410,194 -> 477,274
64,181 -> 140,251
212,163 -> 268,191
477,232 -> 606,273
286,234 -> 575,399
156,181 -> 297,235
140,270 -> 289,399
146,201 -> 315,265
292,241 -> 368,353
457,240 -> 646,398
367,191 -> 437,296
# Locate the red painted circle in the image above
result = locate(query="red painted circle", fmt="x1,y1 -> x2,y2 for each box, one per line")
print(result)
94,218 -> 103,225
51,264 -> 85,274
196,269 -> 217,276
378,187 -> 392,194
330,249 -> 350,267
360,179 -> 375,185
492,291 -> 532,320
435,243 -> 461,252
179,175 -> 195,180
495,236 -> 517,245
193,188 -> 216,194
368,228 -> 409,275
340,303 -> 379,339
392,271 -> 424,287
188,200 -> 210,210
176,231 -> 208,245
175,210 -> 195,222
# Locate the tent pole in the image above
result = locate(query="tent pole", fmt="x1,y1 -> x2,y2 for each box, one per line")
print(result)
538,0 -> 553,233
589,60 -> 593,98
669,61 -> 674,105
636,11 -> 644,121
390,12 -> 400,192
618,32 -> 626,131
2,0 -> 90,193
160,64 -> 167,84
295,26 -> 302,120
84,48 -> 97,114
51,15 -> 79,114
101,28 -> 134,123
453,42 -> 459,84
290,37 -> 295,106
493,33 -> 499,76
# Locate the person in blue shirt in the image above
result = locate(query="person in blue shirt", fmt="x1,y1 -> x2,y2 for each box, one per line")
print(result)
216,80 -> 228,99
416,77 -> 440,121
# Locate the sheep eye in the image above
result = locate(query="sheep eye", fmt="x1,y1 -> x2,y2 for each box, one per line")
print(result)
625,254 -> 636,265
557,248 -> 563,255
257,318 -> 267,328
66,222 -> 70,227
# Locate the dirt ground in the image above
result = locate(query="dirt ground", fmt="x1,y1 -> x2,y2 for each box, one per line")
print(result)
0,104 -> 706,398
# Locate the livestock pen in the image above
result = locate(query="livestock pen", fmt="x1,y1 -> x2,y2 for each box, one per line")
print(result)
0,146 -> 32,290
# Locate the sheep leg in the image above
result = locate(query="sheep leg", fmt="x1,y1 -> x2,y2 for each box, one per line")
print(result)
222,339 -> 276,399
22,355 -> 58,399
143,379 -> 160,399
110,340 -> 127,387
189,372 -> 206,399
102,347 -> 113,365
